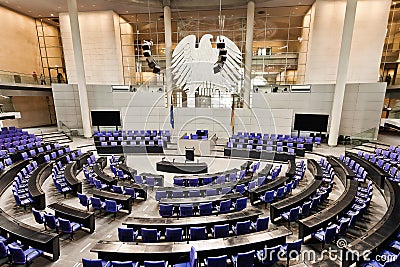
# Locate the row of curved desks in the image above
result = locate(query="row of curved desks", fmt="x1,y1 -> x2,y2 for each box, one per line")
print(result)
48,202 -> 95,233
327,156 -> 355,180
91,226 -> 291,264
298,159 -> 358,239
90,189 -> 132,213
345,152 -> 387,189
172,167 -> 242,186
118,163 -> 138,179
0,160 -> 60,261
123,208 -> 263,231
93,163 -> 118,186
159,192 -> 243,207
224,148 -> 296,162
307,159 -> 323,180
342,159 -> 400,267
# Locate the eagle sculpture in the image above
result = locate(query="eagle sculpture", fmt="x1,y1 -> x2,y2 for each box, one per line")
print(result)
171,34 -> 242,96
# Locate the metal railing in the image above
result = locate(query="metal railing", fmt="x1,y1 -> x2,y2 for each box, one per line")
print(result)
0,69 -> 59,86
58,121 -> 74,140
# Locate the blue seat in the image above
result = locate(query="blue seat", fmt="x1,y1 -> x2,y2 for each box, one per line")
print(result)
205,189 -> 217,196
111,261 -> 139,267
144,261 -> 168,267
179,204 -> 194,217
251,217 -> 269,232
124,187 -> 139,199
172,191 -> 184,198
78,193 -> 91,211
105,200 -> 123,219
165,228 -> 183,242
8,244 -> 43,265
155,191 -> 167,201
232,220 -> 251,236
173,178 -> 185,186
233,197 -> 247,211
159,204 -> 174,217
188,178 -> 199,187
259,190 -> 275,207
281,206 -> 300,226
281,239 -> 303,266
32,208 -> 46,229
112,185 -> 125,194
205,255 -> 227,267
94,179 -> 108,190
174,246 -> 197,267
235,184 -> 245,194
216,199 -> 231,214
141,228 -> 161,243
231,250 -> 255,267
188,190 -> 201,197
91,197 -> 105,214
203,177 -> 213,185
257,245 -> 281,265
300,201 -> 311,217
212,224 -> 229,238
199,202 -> 213,216
43,213 -> 59,232
59,218 -> 82,240
275,186 -> 285,198
312,224 -> 337,248
0,241 -> 9,260
118,227 -> 138,242
190,226 -> 207,241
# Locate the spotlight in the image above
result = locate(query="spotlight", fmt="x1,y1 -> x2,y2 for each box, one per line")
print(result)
143,50 -> 151,57
142,43 -> 151,51
213,64 -> 222,74
217,42 -> 225,49
146,58 -> 156,69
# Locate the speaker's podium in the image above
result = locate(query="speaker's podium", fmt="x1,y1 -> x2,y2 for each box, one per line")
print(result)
185,147 -> 195,161
178,132 -> 216,156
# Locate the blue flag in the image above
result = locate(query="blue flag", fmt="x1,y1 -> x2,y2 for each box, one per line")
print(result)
170,96 -> 174,129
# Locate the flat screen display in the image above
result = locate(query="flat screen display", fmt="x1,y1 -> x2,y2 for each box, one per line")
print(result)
294,114 -> 329,132
91,110 -> 121,126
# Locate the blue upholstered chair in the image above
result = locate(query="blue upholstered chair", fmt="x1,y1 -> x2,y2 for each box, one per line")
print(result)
111,261 -> 139,267
174,246 -> 197,267
251,217 -> 269,232
44,213 -> 59,232
281,239 -> 303,266
232,220 -> 251,236
190,227 -> 207,241
179,204 -> 194,217
105,200 -> 122,219
165,228 -> 184,242
78,193 -> 91,211
312,224 -> 337,248
259,190 -> 275,208
231,250 -> 255,267
59,218 -> 82,240
118,227 -> 138,242
159,204 -> 174,217
91,197 -> 105,214
141,228 -> 161,243
233,197 -> 247,211
82,258 -> 111,267
212,224 -> 229,238
204,255 -> 227,267
216,200 -> 231,214
199,202 -> 213,216
8,244 -> 43,266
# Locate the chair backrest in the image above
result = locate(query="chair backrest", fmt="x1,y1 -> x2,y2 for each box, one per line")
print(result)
59,218 -> 72,233
236,184 -> 245,194
155,191 -> 167,201
144,261 -> 167,267
159,204 -> 174,217
32,208 -> 44,224
255,217 -> 269,231
112,185 -> 124,194
206,189 -> 217,196
286,239 -> 303,259
180,204 -> 194,217
324,224 -> 338,243
82,258 -> 108,267
218,199 -> 231,213
189,190 -> 201,197
141,228 -> 159,243
213,224 -> 229,238
172,191 -> 184,198
111,261 -> 136,267
301,201 -> 311,217
188,178 -> 199,187
235,220 -> 251,235
236,250 -> 255,267
337,218 -> 350,236
78,193 -> 89,207
105,200 -> 117,212
118,227 -> 136,242
44,213 -> 58,229
190,226 -> 207,241
235,197 -> 247,211
165,228 -> 183,242
0,241 -> 8,258
289,206 -> 300,221
8,244 -> 26,264
91,197 -> 102,209
206,255 -> 227,267
264,190 -> 275,202
199,202 -> 213,215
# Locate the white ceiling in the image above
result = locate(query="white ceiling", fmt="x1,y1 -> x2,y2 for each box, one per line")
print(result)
0,0 -> 314,18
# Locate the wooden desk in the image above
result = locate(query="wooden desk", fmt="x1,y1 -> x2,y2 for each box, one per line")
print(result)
156,160 -> 208,174
249,176 -> 290,205
64,162 -> 82,194
91,226 -> 291,264
48,202 -> 95,233
28,162 -> 53,210
327,156 -> 355,180
93,164 -> 118,186
92,189 -> 132,213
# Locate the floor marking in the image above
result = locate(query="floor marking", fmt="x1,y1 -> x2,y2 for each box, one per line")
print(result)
79,242 -> 92,253
73,262 -> 81,267
143,205 -> 148,211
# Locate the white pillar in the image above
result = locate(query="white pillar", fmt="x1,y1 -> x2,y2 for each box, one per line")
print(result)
328,0 -> 358,146
163,2 -> 173,108
243,0 -> 255,108
67,0 -> 92,138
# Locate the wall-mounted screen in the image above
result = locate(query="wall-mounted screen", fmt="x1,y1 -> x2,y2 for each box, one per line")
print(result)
294,113 -> 329,132
91,110 -> 121,126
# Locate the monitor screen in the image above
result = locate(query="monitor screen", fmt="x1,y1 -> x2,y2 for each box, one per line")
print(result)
91,110 -> 121,126
294,114 -> 329,132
